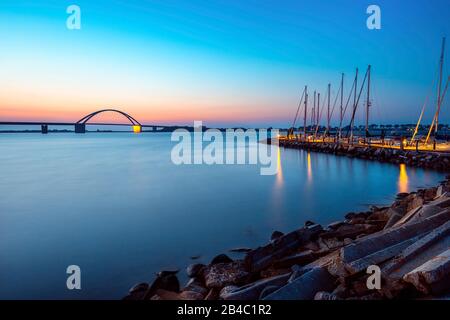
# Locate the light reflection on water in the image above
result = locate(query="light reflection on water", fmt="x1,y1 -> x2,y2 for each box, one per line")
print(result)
0,133 -> 443,299
398,163 -> 409,193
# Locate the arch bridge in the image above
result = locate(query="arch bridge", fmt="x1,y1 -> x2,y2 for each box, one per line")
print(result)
75,109 -> 142,133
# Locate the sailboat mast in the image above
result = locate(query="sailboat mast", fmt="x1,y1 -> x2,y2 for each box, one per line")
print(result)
317,93 -> 320,128
350,68 -> 358,140
339,73 -> 344,139
312,91 -> 316,127
366,65 -> 371,137
327,83 -> 331,133
435,37 -> 446,136
304,86 -> 308,137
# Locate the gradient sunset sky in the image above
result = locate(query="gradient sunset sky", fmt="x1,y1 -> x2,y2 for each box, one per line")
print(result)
0,0 -> 449,127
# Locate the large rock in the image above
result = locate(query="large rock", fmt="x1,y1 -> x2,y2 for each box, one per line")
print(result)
263,267 -> 336,300
144,271 -> 180,299
245,224 -> 322,272
211,254 -> 233,264
407,205 -> 445,224
403,248 -> 450,295
204,261 -> 250,288
220,273 -> 290,300
332,210 -> 450,278
186,263 -> 205,278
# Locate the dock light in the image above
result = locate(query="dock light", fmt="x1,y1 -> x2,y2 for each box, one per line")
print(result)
133,125 -> 142,133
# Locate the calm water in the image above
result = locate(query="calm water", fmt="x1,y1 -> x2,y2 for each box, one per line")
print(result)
0,133 -> 444,299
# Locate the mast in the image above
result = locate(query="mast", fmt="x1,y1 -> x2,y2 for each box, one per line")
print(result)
366,65 -> 371,137
317,93 -> 320,128
350,68 -> 358,141
339,73 -> 344,139
304,86 -> 308,138
435,37 -> 446,136
327,83 -> 331,134
312,91 -> 316,127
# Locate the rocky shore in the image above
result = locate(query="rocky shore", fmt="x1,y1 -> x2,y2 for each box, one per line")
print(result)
276,139 -> 450,171
124,174 -> 450,300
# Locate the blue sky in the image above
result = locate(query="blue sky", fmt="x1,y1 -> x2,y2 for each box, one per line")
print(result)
0,0 -> 449,127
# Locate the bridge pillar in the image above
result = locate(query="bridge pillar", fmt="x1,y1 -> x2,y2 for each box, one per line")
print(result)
133,125 -> 142,133
41,124 -> 48,134
75,123 -> 86,133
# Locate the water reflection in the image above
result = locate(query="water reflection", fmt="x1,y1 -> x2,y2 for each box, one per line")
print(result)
307,152 -> 312,183
398,163 -> 409,193
276,147 -> 284,187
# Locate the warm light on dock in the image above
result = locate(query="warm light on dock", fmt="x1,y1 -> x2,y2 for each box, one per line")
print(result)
133,125 -> 142,133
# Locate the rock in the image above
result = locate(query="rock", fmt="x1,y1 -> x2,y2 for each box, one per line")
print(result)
403,248 -> 450,295
367,209 -> 389,222
259,285 -> 281,299
343,238 -> 353,246
408,205 -> 445,224
396,192 -> 409,199
271,231 -> 284,241
263,267 -> 336,300
129,282 -> 149,294
179,290 -> 205,300
123,282 -> 149,300
304,220 -> 316,227
349,217 -> 366,225
183,278 -> 208,296
423,188 -> 437,201
204,261 -> 250,288
327,221 -> 346,230
336,210 -> 450,277
314,291 -> 338,300
151,289 -> 180,300
320,237 -> 344,250
219,285 -> 239,299
260,267 -> 291,278
321,224 -> 376,240
229,247 -> 252,253
345,235 -> 420,275
186,263 -> 205,278
144,271 -> 180,299
392,206 -> 422,227
407,196 -> 424,212
204,288 -> 220,300
245,224 -> 323,272
211,254 -> 233,264
384,208 -> 405,229
221,273 -> 290,300
382,220 -> 450,281
273,250 -> 318,268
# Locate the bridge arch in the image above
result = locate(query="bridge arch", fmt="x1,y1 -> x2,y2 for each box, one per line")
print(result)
76,109 -> 141,126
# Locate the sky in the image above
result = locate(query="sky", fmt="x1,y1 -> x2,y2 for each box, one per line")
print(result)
0,0 -> 449,127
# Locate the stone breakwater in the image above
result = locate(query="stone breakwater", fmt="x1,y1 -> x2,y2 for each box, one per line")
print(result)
124,177 -> 450,300
276,139 -> 450,171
